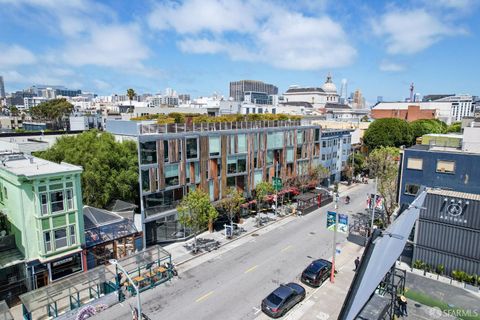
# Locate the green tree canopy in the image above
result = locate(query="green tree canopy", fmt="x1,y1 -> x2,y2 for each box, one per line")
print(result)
218,187 -> 245,227
177,188 -> 218,247
363,118 -> 413,150
409,119 -> 447,142
29,98 -> 73,129
446,122 -> 462,133
348,152 -> 367,176
254,182 -> 274,209
126,88 -> 136,106
368,147 -> 400,225
34,130 -> 138,208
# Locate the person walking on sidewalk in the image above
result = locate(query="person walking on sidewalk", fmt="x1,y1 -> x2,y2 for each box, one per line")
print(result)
354,257 -> 360,271
398,295 -> 408,317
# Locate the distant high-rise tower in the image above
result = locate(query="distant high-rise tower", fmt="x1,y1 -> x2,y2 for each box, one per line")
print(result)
353,89 -> 365,109
409,83 -> 414,102
0,76 -> 5,98
229,80 -> 278,101
340,78 -> 348,101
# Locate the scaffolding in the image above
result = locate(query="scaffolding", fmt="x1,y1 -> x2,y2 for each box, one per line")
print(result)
20,265 -> 116,320
112,245 -> 172,298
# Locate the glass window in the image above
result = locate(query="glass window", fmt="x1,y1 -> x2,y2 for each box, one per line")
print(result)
66,189 -> 74,210
322,141 -> 326,148
44,231 -> 51,252
227,176 -> 235,187
186,138 -> 198,159
227,156 -> 237,174
254,171 -> 262,187
297,131 -> 304,144
40,192 -> 48,215
267,132 -> 283,149
296,147 -> 302,159
163,140 -> 169,162
142,169 -> 150,192
140,141 -> 157,164
165,164 -> 179,187
286,148 -> 294,162
238,134 -> 247,153
51,191 -> 64,213
69,225 -> 76,245
315,129 -> 320,141
209,136 -> 220,156
405,184 -> 420,195
54,228 -> 67,249
266,150 -> 274,165
238,158 -> 246,172
322,154 -> 325,160
436,160 -> 455,173
407,158 -> 423,170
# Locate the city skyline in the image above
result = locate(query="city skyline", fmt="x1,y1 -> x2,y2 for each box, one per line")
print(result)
0,0 -> 479,103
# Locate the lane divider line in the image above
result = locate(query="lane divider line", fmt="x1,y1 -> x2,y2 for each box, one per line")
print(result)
196,291 -> 214,303
244,265 -> 258,274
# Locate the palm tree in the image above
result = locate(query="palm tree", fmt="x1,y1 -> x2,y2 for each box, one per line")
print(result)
126,88 -> 136,108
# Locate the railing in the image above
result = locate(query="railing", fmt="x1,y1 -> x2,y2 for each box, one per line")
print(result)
144,201 -> 180,218
139,120 -> 302,134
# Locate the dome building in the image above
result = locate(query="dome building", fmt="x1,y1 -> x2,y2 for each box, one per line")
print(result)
283,73 -> 340,109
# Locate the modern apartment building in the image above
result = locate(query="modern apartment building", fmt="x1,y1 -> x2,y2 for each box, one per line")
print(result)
107,119 -> 327,245
320,130 -> 352,185
229,80 -> 278,102
0,152 -> 84,304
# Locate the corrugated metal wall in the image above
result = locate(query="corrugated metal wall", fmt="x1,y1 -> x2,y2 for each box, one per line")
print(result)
413,245 -> 480,275
422,193 -> 480,230
417,220 -> 480,259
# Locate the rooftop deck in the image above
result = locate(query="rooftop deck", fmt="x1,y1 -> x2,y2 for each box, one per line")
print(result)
139,119 -> 303,135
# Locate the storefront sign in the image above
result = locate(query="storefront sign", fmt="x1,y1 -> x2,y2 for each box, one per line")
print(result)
327,211 -> 336,231
338,214 -> 349,234
52,256 -> 73,267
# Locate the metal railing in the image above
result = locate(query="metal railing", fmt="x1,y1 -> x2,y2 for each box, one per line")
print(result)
139,120 -> 302,134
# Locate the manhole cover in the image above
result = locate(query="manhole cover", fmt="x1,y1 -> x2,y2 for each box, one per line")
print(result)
251,233 -> 259,237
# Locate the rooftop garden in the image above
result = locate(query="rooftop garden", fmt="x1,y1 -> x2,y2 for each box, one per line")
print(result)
130,113 -> 302,124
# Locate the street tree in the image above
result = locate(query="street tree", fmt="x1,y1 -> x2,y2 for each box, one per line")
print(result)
367,147 -> 400,225
9,106 -> 20,117
310,164 -> 329,186
446,122 -> 462,133
29,98 -> 74,129
348,152 -> 366,177
363,118 -> 413,150
254,181 -> 274,221
218,187 -> 245,230
126,88 -> 136,109
34,130 -> 138,208
177,188 -> 218,249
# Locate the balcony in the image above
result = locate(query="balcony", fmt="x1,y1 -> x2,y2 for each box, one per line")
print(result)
139,120 -> 302,135
0,234 -> 16,252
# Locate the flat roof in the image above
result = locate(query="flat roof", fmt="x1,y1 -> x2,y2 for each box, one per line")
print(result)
0,152 -> 82,178
427,188 -> 480,201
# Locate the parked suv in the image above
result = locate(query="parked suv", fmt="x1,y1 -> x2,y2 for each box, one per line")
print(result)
261,283 -> 306,318
301,259 -> 332,287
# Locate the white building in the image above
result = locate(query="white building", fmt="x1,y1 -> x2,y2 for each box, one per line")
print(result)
283,74 -> 339,109
23,97 -> 48,109
435,94 -> 476,122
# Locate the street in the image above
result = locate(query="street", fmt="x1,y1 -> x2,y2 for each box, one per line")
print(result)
94,182 -> 374,320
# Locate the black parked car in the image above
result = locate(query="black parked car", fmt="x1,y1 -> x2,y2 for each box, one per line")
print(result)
261,283 -> 306,318
301,258 -> 332,287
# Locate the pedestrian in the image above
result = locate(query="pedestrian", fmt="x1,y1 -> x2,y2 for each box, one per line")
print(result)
354,257 -> 360,271
399,295 -> 408,316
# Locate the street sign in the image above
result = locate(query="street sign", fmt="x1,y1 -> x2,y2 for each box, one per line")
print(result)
327,211 -> 336,231
272,177 -> 282,191
338,214 -> 349,234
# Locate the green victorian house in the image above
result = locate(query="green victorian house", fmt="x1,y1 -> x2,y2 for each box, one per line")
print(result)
0,151 -> 84,305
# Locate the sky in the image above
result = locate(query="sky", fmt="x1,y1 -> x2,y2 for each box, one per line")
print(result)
0,0 -> 479,105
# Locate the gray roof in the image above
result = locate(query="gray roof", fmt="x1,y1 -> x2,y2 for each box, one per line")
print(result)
108,199 -> 138,212
324,103 -> 351,109
285,87 -> 325,94
83,206 -> 124,230
279,101 -> 314,108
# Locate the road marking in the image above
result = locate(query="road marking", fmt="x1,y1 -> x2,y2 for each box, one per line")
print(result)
196,291 -> 214,303
244,265 -> 258,274
281,245 -> 293,252
253,307 -> 261,315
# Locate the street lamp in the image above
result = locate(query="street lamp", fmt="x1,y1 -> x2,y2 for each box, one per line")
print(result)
109,259 -> 142,319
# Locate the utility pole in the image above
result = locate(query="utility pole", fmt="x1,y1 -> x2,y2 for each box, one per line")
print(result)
110,259 -> 142,320
370,177 -> 378,235
351,149 -> 355,183
330,192 -> 339,283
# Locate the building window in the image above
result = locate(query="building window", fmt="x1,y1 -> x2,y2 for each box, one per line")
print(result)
165,164 -> 180,187
407,158 -> 423,170
186,138 -> 198,159
40,192 -> 48,215
209,136 -> 220,156
227,176 -> 235,187
66,189 -> 74,210
140,141 -> 157,164
163,140 -> 169,163
322,154 -> 325,160
405,184 -> 420,195
436,160 -> 455,173
322,141 -> 326,148
54,228 -> 68,249
237,158 -> 246,173
44,231 -> 52,252
69,225 -> 76,245
51,191 -> 64,213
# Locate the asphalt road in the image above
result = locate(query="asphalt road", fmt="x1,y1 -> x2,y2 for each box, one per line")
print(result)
96,182 -> 374,320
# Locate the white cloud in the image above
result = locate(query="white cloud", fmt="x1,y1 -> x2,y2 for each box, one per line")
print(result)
63,24 -> 149,68
373,9 -> 466,54
0,44 -> 36,68
151,0 -> 356,70
93,79 -> 111,90
379,60 -> 404,72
